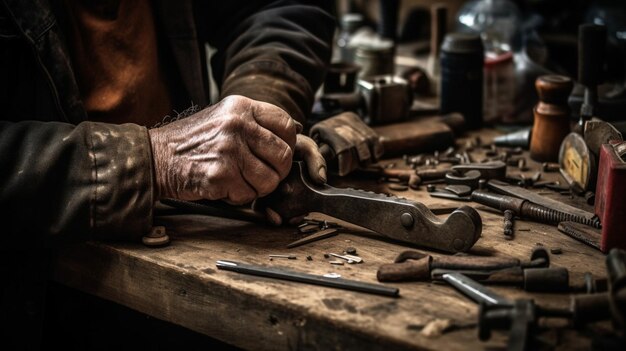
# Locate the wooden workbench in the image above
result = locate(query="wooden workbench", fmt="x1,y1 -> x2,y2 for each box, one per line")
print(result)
50,131 -> 609,350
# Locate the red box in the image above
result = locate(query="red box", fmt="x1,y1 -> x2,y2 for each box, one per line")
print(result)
595,142 -> 626,252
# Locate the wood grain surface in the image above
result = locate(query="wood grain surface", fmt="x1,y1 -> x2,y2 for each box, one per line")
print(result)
50,131 -> 609,350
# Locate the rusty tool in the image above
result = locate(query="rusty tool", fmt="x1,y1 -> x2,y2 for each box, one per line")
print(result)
286,228 -> 339,249
377,247 -> 549,282
168,162 -> 483,253
557,221 -> 601,251
486,180 -> 599,225
451,161 -> 507,180
258,162 -> 482,253
216,260 -> 399,297
433,267 -> 573,293
472,190 -> 601,229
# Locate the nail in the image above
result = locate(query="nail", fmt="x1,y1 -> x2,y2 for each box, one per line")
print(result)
294,120 -> 303,134
318,167 -> 327,183
265,208 -> 282,226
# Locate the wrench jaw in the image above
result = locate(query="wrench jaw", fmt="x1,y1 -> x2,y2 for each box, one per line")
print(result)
260,162 -> 483,253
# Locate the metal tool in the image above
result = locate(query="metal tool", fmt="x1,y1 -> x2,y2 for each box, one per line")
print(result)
557,221 -> 601,251
575,24 -> 606,133
494,127 -> 531,149
287,228 -> 339,249
377,247 -> 549,282
559,132 -> 596,192
215,260 -> 399,297
442,272 -> 511,306
472,189 -> 601,229
269,254 -> 297,260
434,267 -> 572,293
486,180 -> 598,224
329,253 -> 363,264
258,162 -> 482,253
451,161 -> 507,180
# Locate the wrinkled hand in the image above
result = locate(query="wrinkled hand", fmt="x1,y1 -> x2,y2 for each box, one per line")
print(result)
149,95 -> 299,204
309,112 -> 383,176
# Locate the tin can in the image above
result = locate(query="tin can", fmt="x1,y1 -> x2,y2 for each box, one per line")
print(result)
354,40 -> 394,78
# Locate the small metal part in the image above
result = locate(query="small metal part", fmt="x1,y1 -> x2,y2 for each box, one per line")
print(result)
400,212 -> 414,228
269,254 -> 297,260
444,185 -> 472,197
429,191 -> 472,201
330,253 -> 363,264
451,161 -> 507,180
427,184 -> 437,192
550,248 -> 563,255
445,170 -> 481,189
584,191 -> 595,206
345,247 -> 357,255
503,210 -> 515,240
323,253 -> 330,259
531,172 -> 541,184
542,162 -> 560,172
142,226 -> 170,247
216,260 -> 399,297
389,183 -> 409,191
330,260 -> 345,265
287,228 -> 339,248
323,273 -> 341,278
517,158 -> 527,171
306,255 -> 313,261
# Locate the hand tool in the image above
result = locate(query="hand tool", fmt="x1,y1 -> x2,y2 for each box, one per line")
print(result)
594,141 -> 626,252
442,272 -> 570,351
168,162 -> 482,253
529,75 -> 573,162
376,247 -> 549,282
447,250 -> 626,350
472,189 -> 601,229
258,162 -> 482,253
286,228 -> 339,249
269,254 -> 297,260
215,260 -> 399,297
434,267 -> 572,293
486,180 -> 599,225
557,221 -> 601,251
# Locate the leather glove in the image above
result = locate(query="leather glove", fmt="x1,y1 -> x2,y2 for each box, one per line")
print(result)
309,112 -> 384,176
149,95 -> 299,204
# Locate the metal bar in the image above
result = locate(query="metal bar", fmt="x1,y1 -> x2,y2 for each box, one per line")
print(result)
441,272 -> 511,306
216,260 -> 399,297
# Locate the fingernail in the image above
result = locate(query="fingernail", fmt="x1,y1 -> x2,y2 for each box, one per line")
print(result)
294,121 -> 303,134
265,208 -> 282,226
318,167 -> 327,183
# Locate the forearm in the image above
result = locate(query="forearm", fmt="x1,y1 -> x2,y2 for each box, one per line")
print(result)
206,1 -> 336,122
0,121 -> 154,245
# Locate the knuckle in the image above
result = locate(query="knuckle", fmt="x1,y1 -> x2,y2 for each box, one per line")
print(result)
257,174 -> 280,197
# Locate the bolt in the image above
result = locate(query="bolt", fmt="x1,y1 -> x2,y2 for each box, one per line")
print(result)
400,213 -> 414,228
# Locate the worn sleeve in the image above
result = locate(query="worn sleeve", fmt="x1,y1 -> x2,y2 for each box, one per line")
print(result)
0,121 -> 154,245
203,0 -> 336,123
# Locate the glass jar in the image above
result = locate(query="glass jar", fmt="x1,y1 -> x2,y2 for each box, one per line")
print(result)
484,50 -> 516,124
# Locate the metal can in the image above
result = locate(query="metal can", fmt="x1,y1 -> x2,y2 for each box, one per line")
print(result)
440,33 -> 484,130
354,39 -> 394,78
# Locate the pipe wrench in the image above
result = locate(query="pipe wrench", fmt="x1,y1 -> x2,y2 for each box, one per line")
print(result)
164,162 -> 482,253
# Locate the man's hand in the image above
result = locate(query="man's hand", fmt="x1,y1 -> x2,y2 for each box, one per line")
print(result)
149,95 -> 299,204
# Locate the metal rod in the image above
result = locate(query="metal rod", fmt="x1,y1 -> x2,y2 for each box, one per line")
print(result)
441,272 -> 511,306
216,260 -> 399,297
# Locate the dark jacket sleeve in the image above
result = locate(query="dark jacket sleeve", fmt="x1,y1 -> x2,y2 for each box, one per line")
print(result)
0,121 -> 154,245
202,0 -> 336,122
